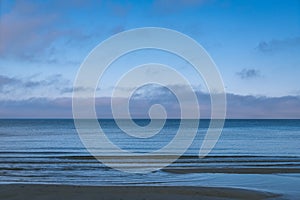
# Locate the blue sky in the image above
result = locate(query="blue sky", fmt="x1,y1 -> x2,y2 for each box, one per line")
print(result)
0,0 -> 300,118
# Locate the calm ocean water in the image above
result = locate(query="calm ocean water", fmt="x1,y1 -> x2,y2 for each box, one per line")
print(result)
0,119 -> 300,197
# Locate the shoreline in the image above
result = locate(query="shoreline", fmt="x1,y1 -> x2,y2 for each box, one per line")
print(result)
162,167 -> 300,174
0,184 -> 281,200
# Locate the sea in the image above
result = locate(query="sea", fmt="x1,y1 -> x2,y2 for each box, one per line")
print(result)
0,119 -> 299,198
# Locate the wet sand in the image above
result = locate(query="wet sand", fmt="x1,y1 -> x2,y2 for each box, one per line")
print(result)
0,184 -> 281,200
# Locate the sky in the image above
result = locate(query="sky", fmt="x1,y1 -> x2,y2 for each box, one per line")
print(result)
0,0 -> 300,118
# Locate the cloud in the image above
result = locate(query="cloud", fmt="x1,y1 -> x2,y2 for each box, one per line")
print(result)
226,94 -> 300,119
236,68 -> 261,79
0,98 -> 73,118
0,75 -> 20,89
0,0 -> 98,62
256,37 -> 300,53
0,74 -> 71,100
0,1 -> 60,59
1,84 -> 300,119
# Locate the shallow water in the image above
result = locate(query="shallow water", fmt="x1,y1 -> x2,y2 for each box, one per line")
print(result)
0,119 -> 299,198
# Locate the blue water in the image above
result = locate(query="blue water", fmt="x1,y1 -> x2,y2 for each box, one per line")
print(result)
0,119 -> 299,198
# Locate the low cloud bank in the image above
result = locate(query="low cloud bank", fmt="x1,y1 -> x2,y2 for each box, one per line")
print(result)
1,92 -> 299,119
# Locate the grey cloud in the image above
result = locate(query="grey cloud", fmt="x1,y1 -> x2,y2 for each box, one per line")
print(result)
0,75 -> 20,88
0,97 -> 113,119
237,68 -> 261,79
0,74 -> 71,98
257,37 -> 300,53
1,84 -> 300,119
0,98 -> 73,118
60,86 -> 95,94
0,1 -> 59,59
0,1 -> 98,62
1,93 -> 300,119
226,94 -> 300,119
